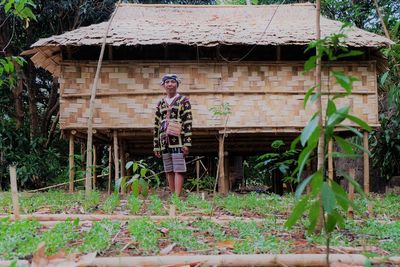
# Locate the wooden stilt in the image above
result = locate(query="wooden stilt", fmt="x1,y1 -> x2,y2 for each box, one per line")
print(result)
81,142 -> 86,172
196,156 -> 200,193
328,139 -> 333,181
93,144 -> 97,190
120,142 -> 126,195
113,131 -> 120,188
108,146 -> 112,195
348,168 -> 355,219
218,135 -> 228,194
363,131 -> 370,194
9,166 -> 20,220
69,134 -> 75,193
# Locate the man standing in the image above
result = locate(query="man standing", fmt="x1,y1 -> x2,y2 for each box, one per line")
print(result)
154,74 -> 192,196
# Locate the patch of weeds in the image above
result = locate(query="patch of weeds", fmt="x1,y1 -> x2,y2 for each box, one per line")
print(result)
148,195 -> 166,215
79,219 -> 120,253
0,193 -> 12,213
160,218 -> 187,230
0,218 -> 41,260
128,218 -> 160,254
192,218 -> 225,240
82,191 -> 101,212
170,194 -> 188,213
305,231 -> 350,247
229,220 -> 263,239
127,194 -> 142,215
217,194 -> 243,216
101,193 -> 120,214
169,228 -> 208,251
40,219 -> 80,255
186,193 -> 212,213
233,235 -> 288,254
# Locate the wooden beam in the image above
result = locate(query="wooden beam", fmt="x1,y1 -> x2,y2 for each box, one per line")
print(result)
9,166 -> 20,220
348,168 -> 355,219
113,131 -> 120,186
108,146 -> 112,195
328,139 -> 333,181
196,157 -> 200,193
363,131 -> 370,194
69,134 -> 75,193
93,144 -> 97,190
120,141 -> 126,195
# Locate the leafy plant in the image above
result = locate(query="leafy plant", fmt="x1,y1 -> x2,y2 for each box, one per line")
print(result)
101,193 -> 120,214
170,193 -> 188,213
285,26 -> 370,258
127,194 -> 142,215
128,217 -> 160,254
148,195 -> 166,215
116,160 -> 159,197
82,190 -> 101,212
79,219 -> 119,253
40,219 -> 80,255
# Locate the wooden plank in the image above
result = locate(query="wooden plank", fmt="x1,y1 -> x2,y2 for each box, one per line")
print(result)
69,134 -> 75,193
9,166 -> 20,220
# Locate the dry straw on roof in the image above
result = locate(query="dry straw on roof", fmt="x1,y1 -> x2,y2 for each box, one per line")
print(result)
32,3 -> 391,48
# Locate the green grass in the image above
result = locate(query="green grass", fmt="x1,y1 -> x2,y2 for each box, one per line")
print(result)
127,194 -> 142,215
101,193 -> 120,214
148,195 -> 166,215
79,219 -> 120,253
128,217 -> 160,254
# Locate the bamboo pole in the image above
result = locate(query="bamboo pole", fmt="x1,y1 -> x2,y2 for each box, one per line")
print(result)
373,0 -> 391,39
9,166 -> 20,220
120,142 -> 126,195
328,139 -> 333,181
348,168 -> 355,219
196,156 -> 200,193
69,134 -> 75,193
90,254 -> 369,267
363,131 -> 370,194
85,1 -> 121,198
218,134 -> 228,194
93,144 -> 97,190
113,130 -> 120,185
108,146 -> 112,195
3,254 -> 399,267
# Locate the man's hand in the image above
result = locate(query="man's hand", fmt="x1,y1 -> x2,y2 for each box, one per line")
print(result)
154,151 -> 161,158
182,146 -> 189,156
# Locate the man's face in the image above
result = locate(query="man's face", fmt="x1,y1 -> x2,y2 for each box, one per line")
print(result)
163,79 -> 178,95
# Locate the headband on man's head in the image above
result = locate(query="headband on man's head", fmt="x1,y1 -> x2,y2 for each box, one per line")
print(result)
161,74 -> 180,86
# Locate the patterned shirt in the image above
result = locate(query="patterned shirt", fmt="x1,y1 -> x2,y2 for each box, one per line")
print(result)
153,95 -> 192,152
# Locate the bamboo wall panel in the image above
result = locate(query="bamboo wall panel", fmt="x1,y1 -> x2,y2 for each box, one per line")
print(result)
59,62 -> 378,130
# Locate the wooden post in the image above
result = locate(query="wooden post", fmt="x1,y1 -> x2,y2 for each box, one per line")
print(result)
348,168 -> 355,219
108,146 -> 112,195
9,166 -> 20,220
93,144 -> 97,190
363,131 -> 370,194
69,133 -> 75,193
196,157 -> 200,193
328,139 -> 333,181
113,131 -> 120,186
218,135 -> 228,194
120,142 -> 126,195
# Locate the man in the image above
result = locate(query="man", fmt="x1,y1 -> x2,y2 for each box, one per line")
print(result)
153,74 -> 192,196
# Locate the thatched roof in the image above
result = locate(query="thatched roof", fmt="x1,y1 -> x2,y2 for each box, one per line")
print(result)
32,3 -> 391,48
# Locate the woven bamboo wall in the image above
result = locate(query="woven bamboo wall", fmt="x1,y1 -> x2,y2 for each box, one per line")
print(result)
59,61 -> 378,130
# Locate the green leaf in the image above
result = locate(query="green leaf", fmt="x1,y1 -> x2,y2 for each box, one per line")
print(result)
339,170 -> 366,197
297,140 -> 317,180
379,71 -> 389,86
125,161 -> 133,170
334,136 -> 353,154
304,86 -> 316,108
285,195 -> 309,229
310,92 -> 321,104
301,115 -> 320,146
304,55 -> 317,72
290,135 -> 301,151
133,162 -> 139,172
336,50 -> 363,59
4,2 -> 12,13
295,171 -> 322,199
131,179 -> 140,197
332,71 -> 356,94
331,152 -> 359,159
327,106 -> 349,127
321,182 -> 336,213
346,114 -> 372,132
331,180 -> 349,211
326,212 -> 338,233
140,168 -> 147,177
342,125 -> 363,138
310,171 -> 323,197
307,199 -> 321,233
139,178 -> 148,197
327,99 -> 337,116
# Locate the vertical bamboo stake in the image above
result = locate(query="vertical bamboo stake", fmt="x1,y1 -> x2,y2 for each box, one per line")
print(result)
93,144 -> 97,190
315,0 -> 325,235
218,135 -> 227,194
108,146 -> 112,195
85,1 -> 121,198
328,139 -> 333,181
9,166 -> 20,220
348,168 -> 355,219
196,157 -> 200,193
120,142 -> 126,195
373,0 -> 391,39
363,132 -> 370,194
113,131 -> 120,186
69,134 -> 75,193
